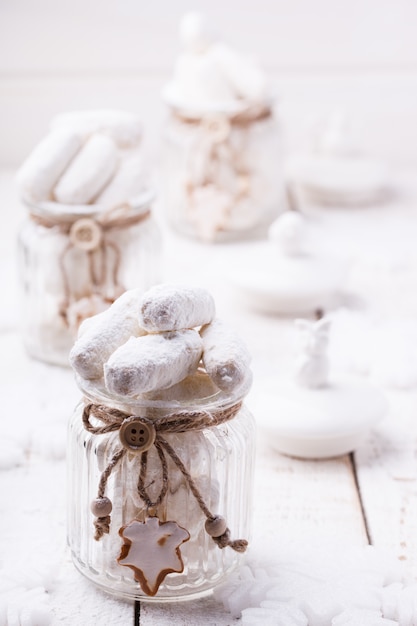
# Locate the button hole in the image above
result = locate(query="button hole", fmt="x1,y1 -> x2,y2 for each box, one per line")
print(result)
139,429 -> 145,434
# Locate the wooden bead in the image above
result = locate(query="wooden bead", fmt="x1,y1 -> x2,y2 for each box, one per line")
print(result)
91,496 -> 112,517
205,515 -> 227,538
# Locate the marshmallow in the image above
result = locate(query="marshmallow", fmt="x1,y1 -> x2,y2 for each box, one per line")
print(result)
95,153 -> 146,210
104,330 -> 203,396
200,319 -> 251,392
165,14 -> 269,110
139,284 -> 215,332
173,51 -> 236,104
212,43 -> 268,102
51,109 -> 142,148
69,288 -> 145,380
66,294 -> 110,335
54,134 -> 117,204
16,128 -> 83,201
144,370 -> 219,402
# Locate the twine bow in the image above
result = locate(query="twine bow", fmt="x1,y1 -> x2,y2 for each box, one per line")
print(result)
172,107 -> 273,239
83,402 -> 248,553
30,206 -> 151,327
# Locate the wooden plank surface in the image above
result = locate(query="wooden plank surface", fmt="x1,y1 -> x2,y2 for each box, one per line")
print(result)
253,441 -> 369,547
1,168 -> 417,624
355,390 -> 417,580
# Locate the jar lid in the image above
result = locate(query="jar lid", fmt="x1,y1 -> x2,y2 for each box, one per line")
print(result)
162,85 -> 275,122
77,368 -> 252,414
23,187 -> 155,224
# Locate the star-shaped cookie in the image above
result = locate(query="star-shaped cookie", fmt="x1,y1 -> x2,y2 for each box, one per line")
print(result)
117,517 -> 190,596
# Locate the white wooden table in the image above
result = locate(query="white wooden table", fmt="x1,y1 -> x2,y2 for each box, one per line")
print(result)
0,169 -> 416,625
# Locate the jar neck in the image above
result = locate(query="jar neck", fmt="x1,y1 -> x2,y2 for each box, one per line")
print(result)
77,371 -> 251,420
169,103 -> 273,126
23,188 -> 154,230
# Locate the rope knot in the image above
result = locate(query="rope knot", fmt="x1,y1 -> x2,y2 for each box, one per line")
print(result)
94,515 -> 111,541
83,402 -> 248,552
30,206 -> 151,329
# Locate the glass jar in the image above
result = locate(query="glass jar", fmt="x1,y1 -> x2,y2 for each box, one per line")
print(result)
67,373 -> 255,601
17,191 -> 162,366
160,103 -> 284,242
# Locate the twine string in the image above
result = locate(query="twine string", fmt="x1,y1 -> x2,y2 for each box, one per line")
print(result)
82,401 -> 247,552
137,440 -> 169,509
31,207 -> 151,326
58,241 -> 73,320
175,107 -> 272,236
157,436 -> 212,519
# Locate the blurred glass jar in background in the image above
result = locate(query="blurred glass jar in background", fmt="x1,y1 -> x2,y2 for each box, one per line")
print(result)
16,110 -> 162,366
160,12 -> 285,242
18,193 -> 161,366
161,102 -> 283,242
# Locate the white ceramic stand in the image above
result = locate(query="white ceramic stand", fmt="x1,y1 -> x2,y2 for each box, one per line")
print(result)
229,210 -> 347,315
286,112 -> 389,206
250,376 -> 388,459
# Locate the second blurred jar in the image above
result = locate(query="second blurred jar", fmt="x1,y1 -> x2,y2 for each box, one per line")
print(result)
16,110 -> 162,366
18,193 -> 161,366
161,103 -> 283,242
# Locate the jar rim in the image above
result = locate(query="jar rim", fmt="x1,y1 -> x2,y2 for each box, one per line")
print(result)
162,84 -> 275,121
22,187 -> 155,223
76,369 -> 252,414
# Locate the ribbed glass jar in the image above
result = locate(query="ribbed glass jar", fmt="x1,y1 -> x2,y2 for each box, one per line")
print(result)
17,191 -> 161,366
160,103 -> 284,242
67,374 -> 255,601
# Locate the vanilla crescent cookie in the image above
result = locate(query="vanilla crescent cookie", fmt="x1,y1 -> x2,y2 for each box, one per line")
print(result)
54,134 -> 117,205
104,330 -> 203,396
95,153 -> 146,210
16,128 -> 83,202
51,109 -> 142,148
138,284 -> 215,332
70,289 -> 145,380
200,319 -> 251,392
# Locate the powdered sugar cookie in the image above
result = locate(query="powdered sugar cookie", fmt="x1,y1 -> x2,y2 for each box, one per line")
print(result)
139,284 -> 215,332
104,329 -> 203,396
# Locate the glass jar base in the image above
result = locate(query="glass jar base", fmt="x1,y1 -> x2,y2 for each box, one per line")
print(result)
71,552 -> 235,603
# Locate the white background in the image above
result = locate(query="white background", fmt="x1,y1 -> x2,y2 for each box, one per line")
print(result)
1,4 -> 417,623
1,0 -> 417,168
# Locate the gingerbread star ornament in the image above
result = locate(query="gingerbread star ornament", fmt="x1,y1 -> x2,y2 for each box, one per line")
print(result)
118,517 -> 190,596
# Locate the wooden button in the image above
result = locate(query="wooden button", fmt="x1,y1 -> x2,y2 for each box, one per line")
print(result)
119,417 -> 156,453
202,116 -> 231,143
69,217 -> 102,251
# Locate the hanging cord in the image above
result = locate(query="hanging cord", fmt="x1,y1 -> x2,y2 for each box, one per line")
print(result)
83,401 -> 247,552
31,206 -> 151,327
176,106 -> 272,239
